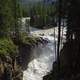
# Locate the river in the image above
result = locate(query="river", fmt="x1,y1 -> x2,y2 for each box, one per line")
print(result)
23,26 -> 66,80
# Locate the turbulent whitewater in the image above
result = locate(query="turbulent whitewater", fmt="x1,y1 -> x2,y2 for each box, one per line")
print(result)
23,27 -> 66,80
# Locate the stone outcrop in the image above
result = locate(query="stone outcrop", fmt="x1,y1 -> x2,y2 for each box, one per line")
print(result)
0,55 -> 23,80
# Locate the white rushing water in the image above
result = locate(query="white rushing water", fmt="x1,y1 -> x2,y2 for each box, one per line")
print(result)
23,26 -> 66,80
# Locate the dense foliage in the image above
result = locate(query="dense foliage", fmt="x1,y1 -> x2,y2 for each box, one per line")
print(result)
21,3 -> 57,28
0,0 -> 22,38
0,38 -> 18,56
0,0 -> 13,37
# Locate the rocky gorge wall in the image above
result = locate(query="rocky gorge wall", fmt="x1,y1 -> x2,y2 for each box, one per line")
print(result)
0,35 -> 46,80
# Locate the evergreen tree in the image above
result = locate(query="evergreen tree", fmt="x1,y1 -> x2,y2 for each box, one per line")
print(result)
0,0 -> 14,37
0,0 -> 22,38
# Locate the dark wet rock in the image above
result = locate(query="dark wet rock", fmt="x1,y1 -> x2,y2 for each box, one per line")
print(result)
50,34 -> 54,36
17,43 -> 33,70
39,33 -> 44,36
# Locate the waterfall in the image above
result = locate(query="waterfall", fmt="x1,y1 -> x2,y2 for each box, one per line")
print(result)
23,27 -> 66,80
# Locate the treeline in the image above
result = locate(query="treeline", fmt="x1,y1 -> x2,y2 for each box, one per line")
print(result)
22,3 -> 57,28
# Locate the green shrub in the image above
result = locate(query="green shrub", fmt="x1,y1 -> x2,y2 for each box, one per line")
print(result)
20,33 -> 38,46
0,38 -> 18,56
